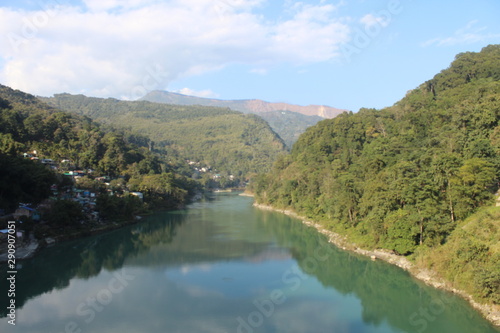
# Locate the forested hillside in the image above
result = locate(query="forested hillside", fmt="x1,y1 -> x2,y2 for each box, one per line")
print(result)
252,45 -> 500,304
256,110 -> 323,148
140,90 -> 337,148
41,94 -> 287,179
0,84 -> 198,218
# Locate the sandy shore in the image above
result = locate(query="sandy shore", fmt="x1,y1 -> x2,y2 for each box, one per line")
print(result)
238,192 -> 255,197
253,202 -> 500,327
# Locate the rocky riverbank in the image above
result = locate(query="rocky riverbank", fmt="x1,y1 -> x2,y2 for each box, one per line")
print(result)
253,203 -> 500,327
0,239 -> 40,263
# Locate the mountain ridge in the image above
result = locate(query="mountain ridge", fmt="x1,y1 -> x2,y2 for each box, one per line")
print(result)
40,93 -> 287,180
140,90 -> 346,119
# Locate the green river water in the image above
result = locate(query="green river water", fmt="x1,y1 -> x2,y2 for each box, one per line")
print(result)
1,193 -> 499,333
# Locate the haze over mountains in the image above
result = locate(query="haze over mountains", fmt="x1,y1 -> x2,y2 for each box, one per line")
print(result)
140,90 -> 346,119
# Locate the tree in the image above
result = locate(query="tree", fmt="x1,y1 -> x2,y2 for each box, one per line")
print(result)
0,153 -> 56,211
453,158 -> 496,217
45,200 -> 85,227
96,194 -> 143,221
384,209 -> 419,255
252,44 -> 500,255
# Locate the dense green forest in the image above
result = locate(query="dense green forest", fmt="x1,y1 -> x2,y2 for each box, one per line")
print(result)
258,110 -> 323,148
139,90 -> 325,149
252,45 -> 500,304
0,84 -> 199,225
41,94 -> 287,179
0,153 -> 56,212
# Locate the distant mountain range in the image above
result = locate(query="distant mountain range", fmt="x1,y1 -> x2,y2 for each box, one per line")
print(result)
140,90 -> 346,119
140,90 -> 346,147
41,93 -> 287,177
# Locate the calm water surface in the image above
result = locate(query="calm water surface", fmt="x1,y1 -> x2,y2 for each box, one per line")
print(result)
1,194 -> 499,333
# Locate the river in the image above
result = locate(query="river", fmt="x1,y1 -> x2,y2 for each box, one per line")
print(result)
1,193 -> 499,333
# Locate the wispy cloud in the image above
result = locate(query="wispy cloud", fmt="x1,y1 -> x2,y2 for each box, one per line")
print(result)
421,20 -> 500,47
0,0 -> 350,99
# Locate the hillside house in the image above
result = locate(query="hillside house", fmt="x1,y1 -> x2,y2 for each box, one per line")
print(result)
130,192 -> 144,201
13,206 -> 40,221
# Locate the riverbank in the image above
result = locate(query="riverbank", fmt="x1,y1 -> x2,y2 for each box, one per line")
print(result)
0,190 -> 210,264
253,202 -> 500,327
0,216 -> 146,263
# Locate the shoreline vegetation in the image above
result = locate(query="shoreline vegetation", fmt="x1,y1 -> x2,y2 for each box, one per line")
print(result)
248,46 -> 500,328
251,201 -> 500,327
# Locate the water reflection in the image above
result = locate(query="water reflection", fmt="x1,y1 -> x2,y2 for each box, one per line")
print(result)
254,207 -> 500,333
0,194 -> 498,333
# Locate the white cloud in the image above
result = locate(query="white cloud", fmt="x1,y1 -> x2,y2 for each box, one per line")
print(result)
421,20 -> 500,47
360,13 -> 390,29
175,88 -> 218,98
271,3 -> 350,63
0,1 -> 350,99
82,0 -> 159,12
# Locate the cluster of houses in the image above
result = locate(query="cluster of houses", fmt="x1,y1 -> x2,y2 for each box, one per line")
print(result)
1,152 -> 248,249
4,182 -> 101,227
187,160 -> 212,174
71,189 -> 99,220
0,206 -> 39,243
186,160 -> 235,181
7,151 -> 145,225
0,151 -> 151,251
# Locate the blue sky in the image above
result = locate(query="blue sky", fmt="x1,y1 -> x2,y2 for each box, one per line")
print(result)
0,0 -> 499,111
